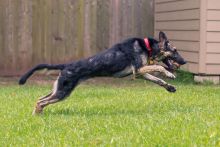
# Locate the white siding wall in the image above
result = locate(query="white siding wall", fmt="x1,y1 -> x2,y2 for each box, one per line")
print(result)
206,0 -> 220,74
154,0 -> 201,73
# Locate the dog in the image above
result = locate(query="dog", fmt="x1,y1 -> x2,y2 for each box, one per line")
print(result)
19,31 -> 186,114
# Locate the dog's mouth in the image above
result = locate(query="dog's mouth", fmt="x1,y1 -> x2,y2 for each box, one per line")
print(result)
172,61 -> 181,69
169,59 -> 187,70
168,59 -> 181,70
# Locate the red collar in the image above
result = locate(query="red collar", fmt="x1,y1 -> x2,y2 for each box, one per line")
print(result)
144,38 -> 152,57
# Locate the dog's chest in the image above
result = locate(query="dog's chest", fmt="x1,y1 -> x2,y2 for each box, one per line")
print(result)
140,53 -> 148,65
133,40 -> 148,66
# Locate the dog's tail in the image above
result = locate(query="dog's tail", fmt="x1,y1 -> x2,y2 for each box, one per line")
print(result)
19,64 -> 65,85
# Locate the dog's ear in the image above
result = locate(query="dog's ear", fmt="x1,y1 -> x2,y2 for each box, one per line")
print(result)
159,31 -> 168,42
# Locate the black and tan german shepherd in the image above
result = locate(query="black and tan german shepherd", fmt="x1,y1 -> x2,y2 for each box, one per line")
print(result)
19,31 -> 186,114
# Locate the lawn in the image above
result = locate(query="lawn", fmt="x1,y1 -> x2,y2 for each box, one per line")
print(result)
0,74 -> 220,146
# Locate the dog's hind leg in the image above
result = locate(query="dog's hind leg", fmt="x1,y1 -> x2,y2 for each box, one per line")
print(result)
33,94 -> 60,114
34,81 -> 58,107
33,88 -> 75,115
38,92 -> 53,101
142,73 -> 176,92
37,78 -> 59,102
33,75 -> 79,114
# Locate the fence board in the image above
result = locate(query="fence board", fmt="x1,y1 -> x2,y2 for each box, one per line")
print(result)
0,0 -> 154,75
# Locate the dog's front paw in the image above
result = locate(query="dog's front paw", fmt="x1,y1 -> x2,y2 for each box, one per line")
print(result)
165,71 -> 176,79
166,84 -> 176,93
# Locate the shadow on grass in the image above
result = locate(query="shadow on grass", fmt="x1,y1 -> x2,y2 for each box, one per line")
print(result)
45,107 -> 146,117
44,99 -> 203,117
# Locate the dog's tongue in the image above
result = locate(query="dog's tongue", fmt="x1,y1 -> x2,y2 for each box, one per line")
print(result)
173,62 -> 180,70
173,62 -> 180,69
166,61 -> 180,72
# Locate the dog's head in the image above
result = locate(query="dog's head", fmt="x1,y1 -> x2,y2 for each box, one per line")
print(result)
158,31 -> 187,70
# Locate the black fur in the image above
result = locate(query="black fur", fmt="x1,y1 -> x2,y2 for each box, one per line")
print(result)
19,37 -> 164,102
19,38 -> 159,85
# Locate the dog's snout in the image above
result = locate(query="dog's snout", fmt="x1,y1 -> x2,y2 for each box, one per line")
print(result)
183,60 -> 187,65
180,60 -> 187,65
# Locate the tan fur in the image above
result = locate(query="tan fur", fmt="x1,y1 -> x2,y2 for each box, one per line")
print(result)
137,65 -> 175,79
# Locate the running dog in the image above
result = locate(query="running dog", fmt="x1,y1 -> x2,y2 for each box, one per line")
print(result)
19,31 -> 186,114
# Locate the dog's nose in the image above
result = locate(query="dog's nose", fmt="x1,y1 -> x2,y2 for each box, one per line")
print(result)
181,60 -> 187,65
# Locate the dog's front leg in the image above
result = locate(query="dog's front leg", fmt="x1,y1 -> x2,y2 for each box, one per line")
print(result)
138,65 -> 176,79
142,73 -> 176,92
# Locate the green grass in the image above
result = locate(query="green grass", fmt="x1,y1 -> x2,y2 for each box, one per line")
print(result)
0,76 -> 220,146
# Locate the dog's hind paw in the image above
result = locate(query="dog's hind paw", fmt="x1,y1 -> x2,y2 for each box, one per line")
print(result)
32,104 -> 43,115
166,84 -> 176,93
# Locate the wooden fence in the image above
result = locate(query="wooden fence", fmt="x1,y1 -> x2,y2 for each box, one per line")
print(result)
0,0 -> 154,75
